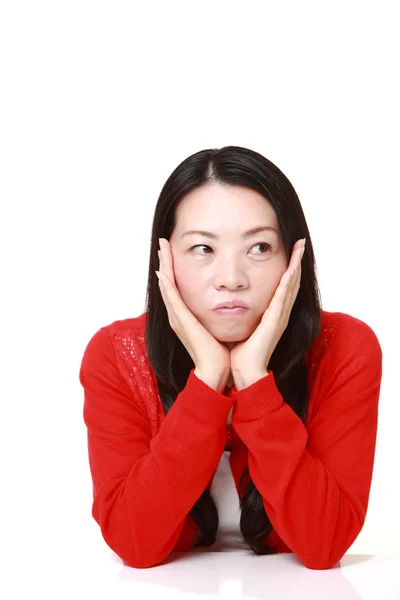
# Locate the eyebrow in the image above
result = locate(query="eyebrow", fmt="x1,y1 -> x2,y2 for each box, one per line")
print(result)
181,226 -> 278,240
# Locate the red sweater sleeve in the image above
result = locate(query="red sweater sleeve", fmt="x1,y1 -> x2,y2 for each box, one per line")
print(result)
79,326 -> 235,568
231,315 -> 383,570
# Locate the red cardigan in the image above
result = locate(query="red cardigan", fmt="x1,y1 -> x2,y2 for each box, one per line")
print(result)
79,309 -> 382,570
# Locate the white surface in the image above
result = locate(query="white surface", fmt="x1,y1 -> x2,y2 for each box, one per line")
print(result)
209,449 -> 246,551
6,547 -> 400,599
114,552 -> 400,600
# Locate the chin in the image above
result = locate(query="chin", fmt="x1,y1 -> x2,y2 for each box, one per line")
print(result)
197,311 -> 256,339
213,319 -> 262,344
212,327 -> 251,343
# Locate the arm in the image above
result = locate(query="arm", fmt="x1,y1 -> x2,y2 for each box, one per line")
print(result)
231,315 -> 383,570
79,327 -> 234,568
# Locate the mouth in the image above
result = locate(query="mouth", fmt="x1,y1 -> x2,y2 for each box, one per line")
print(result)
213,306 -> 249,316
213,300 -> 249,310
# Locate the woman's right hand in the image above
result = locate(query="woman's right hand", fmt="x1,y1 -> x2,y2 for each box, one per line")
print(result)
156,237 -> 231,390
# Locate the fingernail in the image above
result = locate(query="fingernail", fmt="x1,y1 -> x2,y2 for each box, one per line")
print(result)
155,270 -> 160,279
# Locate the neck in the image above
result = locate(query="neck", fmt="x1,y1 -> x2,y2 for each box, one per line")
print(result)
227,372 -> 234,388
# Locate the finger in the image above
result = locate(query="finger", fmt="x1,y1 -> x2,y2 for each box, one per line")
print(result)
261,240 -> 304,323
157,247 -> 177,301
292,243 -> 304,289
288,265 -> 301,306
288,239 -> 305,270
268,271 -> 300,328
285,241 -> 304,290
265,255 -> 301,319
158,249 -> 165,284
284,251 -> 303,312
158,272 -> 181,332
157,272 -> 169,306
286,253 -> 302,299
158,241 -> 188,318
157,268 -> 191,328
159,238 -> 176,284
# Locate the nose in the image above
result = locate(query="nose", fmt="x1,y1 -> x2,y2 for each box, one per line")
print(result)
213,259 -> 249,290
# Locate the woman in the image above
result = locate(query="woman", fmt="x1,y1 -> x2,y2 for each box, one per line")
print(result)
79,145 -> 382,570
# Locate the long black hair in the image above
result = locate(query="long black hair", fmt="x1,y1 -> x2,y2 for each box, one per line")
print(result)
144,145 -> 322,554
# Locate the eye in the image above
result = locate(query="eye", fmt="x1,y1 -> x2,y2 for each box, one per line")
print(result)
251,243 -> 272,255
190,244 -> 213,254
189,243 -> 272,255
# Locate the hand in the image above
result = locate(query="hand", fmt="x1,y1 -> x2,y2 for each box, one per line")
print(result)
156,238 -> 231,383
230,238 -> 306,384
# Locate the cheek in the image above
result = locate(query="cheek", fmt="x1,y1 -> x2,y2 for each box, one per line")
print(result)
174,266 -> 202,303
255,269 -> 285,304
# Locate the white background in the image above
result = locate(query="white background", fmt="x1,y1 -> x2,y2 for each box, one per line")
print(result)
1,1 -> 398,596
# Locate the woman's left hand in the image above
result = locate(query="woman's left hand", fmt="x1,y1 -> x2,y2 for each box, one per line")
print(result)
230,238 -> 306,385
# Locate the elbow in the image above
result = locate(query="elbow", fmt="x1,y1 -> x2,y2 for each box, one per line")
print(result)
298,543 -> 347,570
295,519 -> 363,571
95,515 -> 172,570
122,552 -> 182,569
301,555 -> 342,570
97,519 -> 171,569
300,495 -> 366,570
92,485 -> 184,570
299,523 -> 363,570
120,554 -> 167,569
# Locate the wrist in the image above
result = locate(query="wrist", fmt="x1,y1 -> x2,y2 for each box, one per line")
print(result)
233,369 -> 268,391
193,368 -> 228,394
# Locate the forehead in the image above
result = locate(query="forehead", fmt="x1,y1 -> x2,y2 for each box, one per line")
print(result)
175,184 -> 278,231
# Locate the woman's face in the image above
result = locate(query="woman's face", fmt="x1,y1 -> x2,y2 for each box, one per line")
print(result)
168,183 -> 288,346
